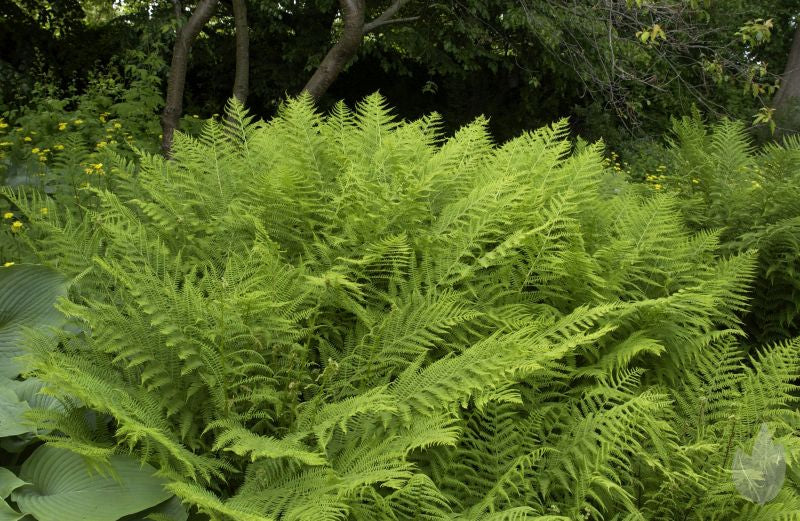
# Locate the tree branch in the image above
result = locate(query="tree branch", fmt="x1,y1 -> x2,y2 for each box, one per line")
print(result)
362,0 -> 413,34
363,15 -> 419,34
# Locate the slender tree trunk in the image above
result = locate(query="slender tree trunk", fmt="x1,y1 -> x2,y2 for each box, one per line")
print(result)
302,0 -> 366,100
161,0 -> 219,156
231,0 -> 249,104
773,24 -> 800,130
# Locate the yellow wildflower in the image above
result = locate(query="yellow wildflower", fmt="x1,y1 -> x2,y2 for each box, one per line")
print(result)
96,141 -> 107,149
113,122 -> 122,129
84,168 -> 93,174
3,212 -> 13,219
653,184 -> 663,190
58,122 -> 68,131
99,115 -> 106,123
40,207 -> 48,215
691,178 -> 700,184
3,262 -> 14,267
11,221 -> 23,231
92,163 -> 103,170
54,144 -> 64,150
0,142 -> 11,147
74,119 -> 84,125
23,136 -> 32,142
31,147 -> 40,154
0,122 -> 7,129
38,155 -> 47,162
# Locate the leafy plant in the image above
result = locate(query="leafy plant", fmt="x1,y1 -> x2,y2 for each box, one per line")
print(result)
2,94 -> 799,520
0,264 -> 183,521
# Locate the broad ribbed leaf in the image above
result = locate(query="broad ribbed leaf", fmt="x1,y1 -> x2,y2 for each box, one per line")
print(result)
0,265 -> 69,377
11,445 -> 171,521
120,496 -> 188,521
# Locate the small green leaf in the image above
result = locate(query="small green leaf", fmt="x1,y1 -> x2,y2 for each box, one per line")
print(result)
0,387 -> 31,437
0,498 -> 24,521
0,468 -> 27,499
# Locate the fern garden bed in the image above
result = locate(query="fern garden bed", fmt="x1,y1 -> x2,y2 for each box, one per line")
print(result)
1,94 -> 799,520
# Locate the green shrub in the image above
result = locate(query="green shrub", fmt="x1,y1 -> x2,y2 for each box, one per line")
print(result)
3,94 -> 800,520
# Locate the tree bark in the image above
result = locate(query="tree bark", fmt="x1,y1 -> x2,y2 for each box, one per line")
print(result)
161,0 -> 219,157
773,24 -> 800,129
302,0 -> 366,101
231,0 -> 249,104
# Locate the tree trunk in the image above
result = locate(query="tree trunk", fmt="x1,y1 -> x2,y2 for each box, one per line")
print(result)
231,0 -> 249,104
161,0 -> 219,157
773,24 -> 800,131
302,0 -> 366,101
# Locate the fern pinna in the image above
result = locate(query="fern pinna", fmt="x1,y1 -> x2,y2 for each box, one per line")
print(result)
4,94 -> 800,520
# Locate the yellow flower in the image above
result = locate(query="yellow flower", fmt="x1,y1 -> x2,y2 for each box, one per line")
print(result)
3,262 -> 14,267
31,147 -> 40,154
3,212 -> 13,219
11,221 -> 23,231
0,142 -> 11,147
38,155 -> 47,162
23,136 -> 32,142
113,122 -> 122,129
74,119 -> 84,125
40,207 -> 48,215
54,144 -> 64,150
192,114 -> 199,118
92,163 -> 103,170
0,122 -> 7,129
653,184 -> 663,190
691,178 -> 700,184
97,141 -> 107,149
84,168 -> 94,174
99,115 -> 106,123
58,122 -> 68,131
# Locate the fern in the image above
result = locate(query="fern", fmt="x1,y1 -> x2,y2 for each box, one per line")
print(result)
4,94 -> 799,520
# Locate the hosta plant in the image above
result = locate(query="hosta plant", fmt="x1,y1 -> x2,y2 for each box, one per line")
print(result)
2,94 -> 799,520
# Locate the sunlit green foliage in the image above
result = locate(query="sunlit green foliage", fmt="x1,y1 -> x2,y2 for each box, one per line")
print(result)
2,95 -> 799,520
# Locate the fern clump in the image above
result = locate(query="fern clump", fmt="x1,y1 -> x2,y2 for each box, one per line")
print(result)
4,94 -> 800,520
656,113 -> 800,342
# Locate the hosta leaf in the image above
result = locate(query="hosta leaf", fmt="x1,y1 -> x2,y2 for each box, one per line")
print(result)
6,378 -> 63,415
11,445 -> 171,521
0,265 -> 69,377
0,468 -> 27,499
0,387 -> 31,437
120,496 -> 188,521
0,499 -> 24,521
